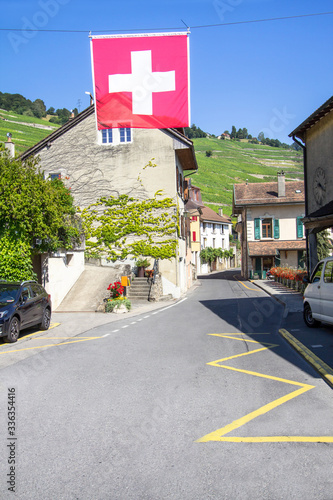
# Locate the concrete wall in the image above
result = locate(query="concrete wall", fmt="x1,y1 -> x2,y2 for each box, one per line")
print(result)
305,112 -> 333,215
42,250 -> 85,310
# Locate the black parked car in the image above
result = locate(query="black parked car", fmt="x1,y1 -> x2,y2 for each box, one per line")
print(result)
0,281 -> 52,343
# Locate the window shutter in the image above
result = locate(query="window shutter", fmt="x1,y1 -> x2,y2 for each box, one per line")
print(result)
274,219 -> 280,239
297,217 -> 303,238
254,218 -> 261,240
193,231 -> 196,242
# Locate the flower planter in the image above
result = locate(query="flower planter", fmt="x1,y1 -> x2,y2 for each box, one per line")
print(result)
113,304 -> 128,314
138,266 -> 146,277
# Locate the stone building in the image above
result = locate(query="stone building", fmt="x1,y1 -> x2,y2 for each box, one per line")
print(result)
289,95 -> 333,272
21,105 -> 198,302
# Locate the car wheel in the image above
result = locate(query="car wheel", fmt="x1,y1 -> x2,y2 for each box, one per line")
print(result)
303,303 -> 321,328
5,317 -> 20,343
40,308 -> 51,330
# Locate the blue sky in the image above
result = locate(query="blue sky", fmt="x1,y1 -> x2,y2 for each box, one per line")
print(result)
1,0 -> 332,143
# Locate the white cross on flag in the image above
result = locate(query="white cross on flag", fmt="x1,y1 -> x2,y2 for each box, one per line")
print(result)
90,33 -> 190,129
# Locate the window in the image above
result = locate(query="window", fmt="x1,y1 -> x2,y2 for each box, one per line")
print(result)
203,238 -> 207,248
296,217 -> 304,238
220,225 -> 224,234
262,218 -> 272,238
102,129 -> 113,144
120,127 -> 131,143
255,218 -> 278,239
311,262 -> 324,283
212,238 -> 216,248
50,173 -> 61,180
324,261 -> 333,283
192,216 -> 197,222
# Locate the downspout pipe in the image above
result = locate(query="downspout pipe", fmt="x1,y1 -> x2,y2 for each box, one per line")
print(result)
292,134 -> 310,272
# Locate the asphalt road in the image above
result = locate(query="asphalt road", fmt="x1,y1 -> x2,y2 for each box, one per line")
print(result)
1,271 -> 332,500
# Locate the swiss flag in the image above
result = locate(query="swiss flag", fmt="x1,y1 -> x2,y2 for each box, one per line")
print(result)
91,33 -> 190,129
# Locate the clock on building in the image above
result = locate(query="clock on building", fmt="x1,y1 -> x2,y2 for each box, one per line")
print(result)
313,167 -> 326,206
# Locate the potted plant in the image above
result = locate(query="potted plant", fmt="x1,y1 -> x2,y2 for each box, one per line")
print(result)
136,257 -> 150,277
105,281 -> 131,313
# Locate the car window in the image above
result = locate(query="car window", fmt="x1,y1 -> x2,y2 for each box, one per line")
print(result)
21,286 -> 32,300
311,262 -> 324,283
0,285 -> 19,302
31,284 -> 41,297
323,261 -> 333,283
37,285 -> 46,296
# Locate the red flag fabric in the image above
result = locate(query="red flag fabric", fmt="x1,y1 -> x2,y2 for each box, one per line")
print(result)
91,33 -> 190,129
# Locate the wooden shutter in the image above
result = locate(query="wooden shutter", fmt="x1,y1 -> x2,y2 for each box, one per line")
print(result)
274,219 -> 280,239
254,218 -> 261,240
193,231 -> 196,242
296,217 -> 303,238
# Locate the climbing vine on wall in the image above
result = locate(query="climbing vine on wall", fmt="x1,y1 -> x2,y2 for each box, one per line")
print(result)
80,192 -> 178,261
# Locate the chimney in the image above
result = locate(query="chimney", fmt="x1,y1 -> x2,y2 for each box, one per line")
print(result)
278,171 -> 285,197
218,208 -> 224,216
5,133 -> 15,158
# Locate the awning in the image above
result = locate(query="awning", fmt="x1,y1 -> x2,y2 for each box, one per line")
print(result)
248,240 -> 306,257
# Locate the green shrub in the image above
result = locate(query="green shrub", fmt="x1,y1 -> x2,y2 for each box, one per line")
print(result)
105,298 -> 132,312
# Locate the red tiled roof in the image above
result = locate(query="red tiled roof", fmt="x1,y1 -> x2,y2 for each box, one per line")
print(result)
248,240 -> 306,257
200,205 -> 231,224
234,180 -> 304,208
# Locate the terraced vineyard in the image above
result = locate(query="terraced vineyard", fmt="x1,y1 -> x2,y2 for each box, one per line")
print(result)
0,109 -> 59,154
1,110 -> 303,218
191,137 -> 303,216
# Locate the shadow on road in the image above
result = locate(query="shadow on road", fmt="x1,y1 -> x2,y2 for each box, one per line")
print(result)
198,272 -> 321,380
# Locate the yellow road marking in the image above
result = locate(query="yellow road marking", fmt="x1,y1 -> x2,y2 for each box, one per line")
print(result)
233,275 -> 261,291
197,333 -> 333,443
21,323 -> 60,339
0,336 -> 103,354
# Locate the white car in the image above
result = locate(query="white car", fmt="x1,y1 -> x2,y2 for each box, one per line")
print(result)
303,256 -> 333,328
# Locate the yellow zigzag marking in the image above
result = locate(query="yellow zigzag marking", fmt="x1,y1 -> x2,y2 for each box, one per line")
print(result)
197,333 -> 333,443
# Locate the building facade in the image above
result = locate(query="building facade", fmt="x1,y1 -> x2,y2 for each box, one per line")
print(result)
21,105 -> 198,299
233,174 -> 306,278
289,95 -> 333,272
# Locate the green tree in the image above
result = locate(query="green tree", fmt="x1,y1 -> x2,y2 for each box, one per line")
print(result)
258,131 -> 265,143
32,98 -> 46,118
317,230 -> 333,260
230,126 -> 237,139
0,152 -> 81,279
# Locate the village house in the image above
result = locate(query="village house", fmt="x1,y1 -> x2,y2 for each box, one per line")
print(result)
21,105 -> 198,306
289,95 -> 333,272
200,206 -> 233,273
233,173 -> 306,279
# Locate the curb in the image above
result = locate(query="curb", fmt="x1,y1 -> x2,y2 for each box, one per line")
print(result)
249,279 -> 288,309
279,328 -> 333,389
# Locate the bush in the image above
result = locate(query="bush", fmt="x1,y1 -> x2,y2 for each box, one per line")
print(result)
105,298 -> 131,312
0,235 -> 36,281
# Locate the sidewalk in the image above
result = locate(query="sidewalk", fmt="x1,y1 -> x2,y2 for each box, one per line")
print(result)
251,279 -> 303,315
252,278 -> 333,389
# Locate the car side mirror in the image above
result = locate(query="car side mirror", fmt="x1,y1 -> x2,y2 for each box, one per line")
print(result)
21,295 -> 28,303
303,275 -> 309,283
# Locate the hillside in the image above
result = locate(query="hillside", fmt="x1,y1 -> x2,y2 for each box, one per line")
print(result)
1,111 -> 304,217
0,108 -> 60,154
190,137 -> 304,216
